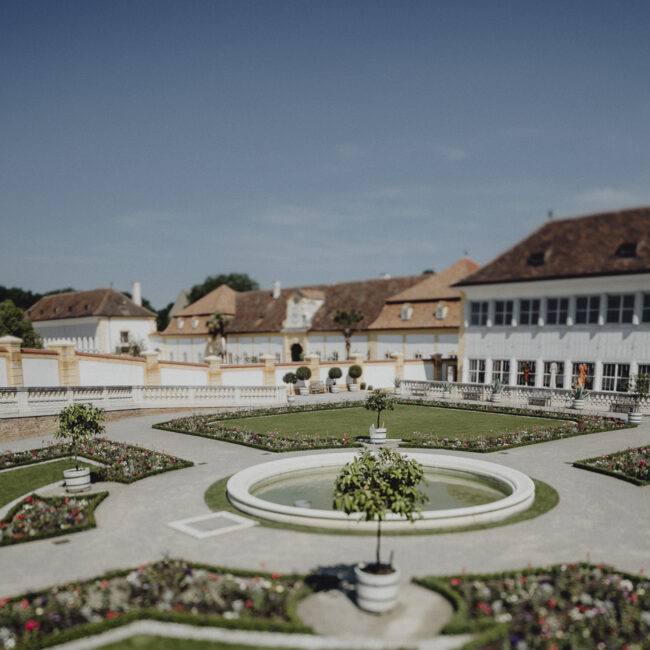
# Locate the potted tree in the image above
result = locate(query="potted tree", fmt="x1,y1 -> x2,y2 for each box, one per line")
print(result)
348,364 -> 363,391
490,378 -> 503,403
572,385 -> 590,410
393,377 -> 402,396
364,390 -> 397,443
295,366 -> 311,395
334,448 -> 427,613
333,308 -> 364,360
441,382 -> 452,399
626,373 -> 649,424
282,372 -> 298,403
328,366 -> 342,393
55,403 -> 105,492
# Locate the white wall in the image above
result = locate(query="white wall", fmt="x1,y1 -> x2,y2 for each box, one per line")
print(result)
23,358 -> 59,386
79,360 -> 145,385
436,334 -> 459,357
104,318 -> 156,354
404,362 -> 431,381
404,334 -> 434,359
362,363 -> 396,388
0,358 -> 6,387
160,366 -> 207,385
349,335 -> 368,359
223,368 -> 264,385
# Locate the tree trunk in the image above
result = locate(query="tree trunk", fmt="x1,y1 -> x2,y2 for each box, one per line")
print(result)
376,520 -> 382,567
345,335 -> 351,360
376,410 -> 381,428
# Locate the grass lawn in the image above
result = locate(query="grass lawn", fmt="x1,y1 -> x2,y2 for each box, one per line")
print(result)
221,404 -> 560,441
0,459 -> 93,508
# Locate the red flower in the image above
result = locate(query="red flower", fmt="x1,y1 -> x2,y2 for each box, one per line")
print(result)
26,496 -> 32,503
271,572 -> 280,579
450,577 -> 462,586
25,619 -> 40,631
106,610 -> 118,619
245,599 -> 253,607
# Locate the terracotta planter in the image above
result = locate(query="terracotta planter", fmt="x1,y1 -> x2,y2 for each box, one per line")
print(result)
63,467 -> 91,493
354,563 -> 400,613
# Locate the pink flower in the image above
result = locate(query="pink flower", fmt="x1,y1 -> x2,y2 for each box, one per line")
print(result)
25,619 -> 40,631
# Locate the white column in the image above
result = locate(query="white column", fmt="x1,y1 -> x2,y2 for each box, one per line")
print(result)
485,358 -> 493,385
593,361 -> 603,392
563,360 -> 572,390
461,357 -> 469,383
535,358 -> 544,387
509,358 -> 517,386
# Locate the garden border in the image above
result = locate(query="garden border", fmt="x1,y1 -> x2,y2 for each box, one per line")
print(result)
572,446 -> 650,487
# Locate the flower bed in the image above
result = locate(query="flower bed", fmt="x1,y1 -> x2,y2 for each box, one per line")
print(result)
0,559 -> 309,649
155,403 -> 364,452
0,492 -> 107,547
573,446 -> 650,486
0,438 -> 192,483
417,563 -> 650,649
399,399 -> 628,452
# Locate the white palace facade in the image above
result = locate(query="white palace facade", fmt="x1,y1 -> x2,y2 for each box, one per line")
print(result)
455,207 -> 650,393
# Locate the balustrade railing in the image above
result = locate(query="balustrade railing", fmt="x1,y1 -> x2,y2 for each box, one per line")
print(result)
0,385 -> 286,418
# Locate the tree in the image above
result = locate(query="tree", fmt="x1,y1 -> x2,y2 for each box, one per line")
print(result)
206,311 -> 230,360
364,390 -> 397,428
188,273 -> 259,304
55,403 -> 105,470
333,308 -> 364,360
334,448 -> 427,569
0,300 -> 43,348
0,286 -> 75,311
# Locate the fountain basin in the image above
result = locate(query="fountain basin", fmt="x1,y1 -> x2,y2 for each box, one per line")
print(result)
227,452 -> 535,531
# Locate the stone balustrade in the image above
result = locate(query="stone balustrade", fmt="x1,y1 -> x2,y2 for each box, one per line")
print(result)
0,385 -> 286,418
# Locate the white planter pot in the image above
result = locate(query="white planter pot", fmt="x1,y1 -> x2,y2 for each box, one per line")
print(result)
299,387 -> 309,396
442,390 -> 451,399
287,395 -> 296,404
369,427 -> 387,443
63,467 -> 91,493
572,399 -> 585,410
355,563 -> 400,613
330,385 -> 340,393
628,411 -> 642,424
394,387 -> 402,396
349,384 -> 359,392
490,393 -> 502,403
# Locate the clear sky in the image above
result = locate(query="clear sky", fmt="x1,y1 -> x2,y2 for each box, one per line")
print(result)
2,0 -> 650,308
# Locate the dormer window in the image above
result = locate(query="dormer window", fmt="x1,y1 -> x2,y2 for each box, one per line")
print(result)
400,304 -> 413,321
177,318 -> 184,329
191,317 -> 199,329
527,251 -> 545,267
616,242 -> 637,258
435,302 -> 448,320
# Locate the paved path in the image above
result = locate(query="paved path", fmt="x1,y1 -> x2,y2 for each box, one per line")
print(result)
1,404 -> 649,648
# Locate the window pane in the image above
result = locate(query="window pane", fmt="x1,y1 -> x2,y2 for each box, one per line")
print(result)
643,295 -> 650,323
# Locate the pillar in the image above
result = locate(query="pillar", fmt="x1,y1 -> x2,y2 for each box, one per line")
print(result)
205,355 -> 222,386
143,351 -> 161,385
391,352 -> 405,384
49,341 -> 80,386
0,335 -> 24,387
260,354 -> 276,387
304,353 -> 320,383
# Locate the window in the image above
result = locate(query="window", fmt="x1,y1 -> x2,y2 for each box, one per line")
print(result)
638,364 -> 650,376
492,359 -> 510,383
602,363 -> 630,392
469,359 -> 486,383
517,360 -> 536,386
494,301 -> 513,326
519,299 -> 540,326
435,302 -> 448,320
177,318 -> 184,329
470,301 -> 488,326
571,362 -> 595,390
616,242 -> 637,258
543,361 -> 565,388
192,317 -> 199,329
546,298 -> 569,325
527,251 -> 545,267
575,296 -> 600,324
642,294 -> 650,323
120,331 -> 129,344
606,294 -> 634,324
401,304 -> 413,321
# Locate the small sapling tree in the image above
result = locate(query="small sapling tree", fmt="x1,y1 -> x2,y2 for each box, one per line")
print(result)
364,390 -> 397,428
55,403 -> 106,470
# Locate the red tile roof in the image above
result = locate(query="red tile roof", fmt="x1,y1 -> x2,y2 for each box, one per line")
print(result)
26,289 -> 156,321
456,207 -> 650,286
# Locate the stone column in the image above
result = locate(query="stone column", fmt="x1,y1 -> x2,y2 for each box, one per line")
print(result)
0,335 -> 24,387
305,353 -> 320,383
143,351 -> 161,386
391,352 -> 405,386
260,354 -> 276,387
205,355 -> 222,386
485,357 -> 493,385
49,341 -> 80,386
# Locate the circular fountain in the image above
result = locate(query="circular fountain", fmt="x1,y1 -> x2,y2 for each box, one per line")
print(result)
227,452 -> 535,531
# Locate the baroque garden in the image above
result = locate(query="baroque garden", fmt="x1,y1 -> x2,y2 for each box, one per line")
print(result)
1,208 -> 649,649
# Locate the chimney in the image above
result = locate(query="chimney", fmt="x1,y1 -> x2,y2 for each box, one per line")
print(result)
273,280 -> 281,299
132,281 -> 142,306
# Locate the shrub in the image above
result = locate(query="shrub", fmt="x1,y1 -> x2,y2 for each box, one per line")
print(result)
328,367 -> 342,381
348,364 -> 362,382
364,390 -> 397,428
491,379 -> 503,394
360,382 -> 366,390
295,366 -> 311,381
282,372 -> 297,385
55,403 -> 105,470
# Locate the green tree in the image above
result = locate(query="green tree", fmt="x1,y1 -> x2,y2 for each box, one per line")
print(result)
0,286 -> 75,311
364,389 -> 397,428
188,273 -> 259,303
206,311 -> 230,359
333,308 -> 364,360
334,448 -> 427,569
0,300 -> 43,348
55,403 -> 106,470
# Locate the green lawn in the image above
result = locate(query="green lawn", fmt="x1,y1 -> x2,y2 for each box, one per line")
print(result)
0,459 -> 93,508
222,405 -> 559,441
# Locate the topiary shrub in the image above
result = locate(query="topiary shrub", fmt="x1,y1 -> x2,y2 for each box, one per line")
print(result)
348,364 -> 362,383
296,366 -> 312,381
328,367 -> 342,384
55,403 -> 106,470
364,390 -> 397,428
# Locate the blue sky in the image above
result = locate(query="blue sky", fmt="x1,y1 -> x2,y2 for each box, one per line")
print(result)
2,0 -> 650,308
